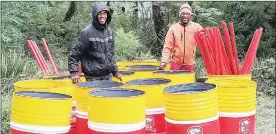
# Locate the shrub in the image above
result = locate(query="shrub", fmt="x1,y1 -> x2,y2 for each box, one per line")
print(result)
114,27 -> 154,61
252,57 -> 275,96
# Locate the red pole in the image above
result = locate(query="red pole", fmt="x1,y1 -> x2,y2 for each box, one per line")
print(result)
245,28 -> 263,74
221,21 -> 237,75
213,27 -> 221,75
229,22 -> 240,74
41,38 -> 59,74
194,32 -> 212,75
240,30 -> 258,74
217,27 -> 232,74
26,40 -> 46,75
32,41 -> 51,75
201,33 -> 216,75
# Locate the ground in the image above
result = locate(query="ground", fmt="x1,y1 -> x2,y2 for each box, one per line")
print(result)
256,95 -> 275,134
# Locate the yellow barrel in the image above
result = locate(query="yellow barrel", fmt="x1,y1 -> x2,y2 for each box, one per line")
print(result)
152,70 -> 195,85
88,88 -> 146,123
74,81 -> 124,112
87,88 -> 146,133
206,79 -> 256,112
46,75 -> 86,101
112,71 -> 136,83
125,78 -> 171,108
10,91 -> 72,133
163,83 -> 218,120
13,79 -> 72,95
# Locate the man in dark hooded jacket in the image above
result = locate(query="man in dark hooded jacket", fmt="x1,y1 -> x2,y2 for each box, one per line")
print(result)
68,3 -> 122,83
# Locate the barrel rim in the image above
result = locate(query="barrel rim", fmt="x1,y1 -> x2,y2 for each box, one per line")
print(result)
128,69 -> 157,72
75,80 -> 124,88
13,91 -> 72,99
118,71 -> 135,76
125,78 -> 171,86
207,74 -> 251,77
10,122 -> 71,133
206,80 -> 257,88
13,79 -> 66,89
120,59 -> 158,63
88,88 -> 145,98
126,65 -> 159,68
46,74 -> 85,80
163,82 -> 217,94
125,65 -> 159,72
153,70 -> 194,74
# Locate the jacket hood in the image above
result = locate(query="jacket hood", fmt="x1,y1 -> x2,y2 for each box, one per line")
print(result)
92,3 -> 111,30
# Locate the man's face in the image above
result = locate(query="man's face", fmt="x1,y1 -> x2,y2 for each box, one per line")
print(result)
180,10 -> 192,25
98,10 -> 107,24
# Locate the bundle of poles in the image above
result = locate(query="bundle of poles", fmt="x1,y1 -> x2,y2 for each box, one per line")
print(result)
194,21 -> 263,75
26,39 -> 59,75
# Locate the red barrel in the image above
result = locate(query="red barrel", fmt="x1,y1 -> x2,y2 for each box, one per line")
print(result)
87,88 -> 146,134
10,91 -> 72,134
163,83 -> 220,134
219,111 -> 255,134
145,108 -> 166,134
75,110 -> 89,134
74,81 -> 124,134
69,101 -> 77,134
125,78 -> 172,133
206,78 -> 257,134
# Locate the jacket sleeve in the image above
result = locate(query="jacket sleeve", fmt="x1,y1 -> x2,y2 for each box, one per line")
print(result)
161,26 -> 175,64
197,24 -> 204,31
68,30 -> 88,76
110,29 -> 118,76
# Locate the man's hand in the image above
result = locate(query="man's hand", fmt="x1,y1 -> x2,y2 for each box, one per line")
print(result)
115,73 -> 123,82
159,63 -> 167,70
71,75 -> 80,84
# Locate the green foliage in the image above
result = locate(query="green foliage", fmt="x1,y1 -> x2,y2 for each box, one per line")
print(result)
218,2 -> 275,57
109,2 -> 138,33
1,51 -> 42,80
194,58 -> 207,78
2,95 -> 12,134
114,27 -> 154,61
192,2 -> 224,27
252,57 -> 276,96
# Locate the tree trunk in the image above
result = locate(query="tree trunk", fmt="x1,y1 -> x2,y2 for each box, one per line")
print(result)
152,2 -> 167,57
63,2 -> 76,22
131,1 -> 139,29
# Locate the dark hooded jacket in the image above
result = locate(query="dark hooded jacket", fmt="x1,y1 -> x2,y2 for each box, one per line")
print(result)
68,3 -> 118,77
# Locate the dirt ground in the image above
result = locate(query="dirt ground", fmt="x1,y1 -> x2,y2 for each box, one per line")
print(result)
256,95 -> 275,134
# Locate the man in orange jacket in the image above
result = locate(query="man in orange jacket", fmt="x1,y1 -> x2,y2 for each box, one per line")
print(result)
159,3 -> 203,72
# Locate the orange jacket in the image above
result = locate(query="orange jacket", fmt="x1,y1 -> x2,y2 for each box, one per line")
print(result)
161,21 -> 203,65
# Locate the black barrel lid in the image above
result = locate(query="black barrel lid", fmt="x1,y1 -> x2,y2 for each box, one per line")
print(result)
76,80 -> 123,88
118,71 -> 135,76
126,78 -> 171,85
14,91 -> 71,99
126,65 -> 159,68
153,70 -> 193,74
125,65 -> 159,72
163,83 -> 216,94
89,88 -> 145,97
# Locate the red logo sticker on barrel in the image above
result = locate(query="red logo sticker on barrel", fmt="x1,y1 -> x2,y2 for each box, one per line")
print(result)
145,116 -> 156,132
239,119 -> 250,134
187,126 -> 203,134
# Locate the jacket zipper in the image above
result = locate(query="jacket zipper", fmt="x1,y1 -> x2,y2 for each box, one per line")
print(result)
183,26 -> 186,64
